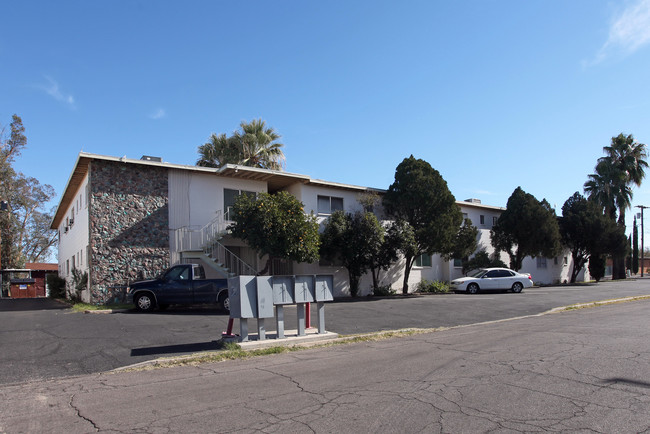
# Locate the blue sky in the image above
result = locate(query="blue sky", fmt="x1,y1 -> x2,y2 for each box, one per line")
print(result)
2,0 -> 650,235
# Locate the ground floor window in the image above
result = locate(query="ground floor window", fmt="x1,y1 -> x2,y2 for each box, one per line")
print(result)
415,254 -> 432,267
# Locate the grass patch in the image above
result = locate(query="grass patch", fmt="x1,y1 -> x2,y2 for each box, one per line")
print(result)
70,302 -> 133,312
121,328 -> 443,372
556,295 -> 650,312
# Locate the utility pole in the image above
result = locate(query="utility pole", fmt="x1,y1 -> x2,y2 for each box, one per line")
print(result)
636,205 -> 648,277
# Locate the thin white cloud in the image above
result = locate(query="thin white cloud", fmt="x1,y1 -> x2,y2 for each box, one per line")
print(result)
473,190 -> 497,196
39,76 -> 75,108
149,108 -> 166,120
591,0 -> 650,65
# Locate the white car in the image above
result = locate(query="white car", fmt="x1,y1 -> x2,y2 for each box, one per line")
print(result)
451,267 -> 533,294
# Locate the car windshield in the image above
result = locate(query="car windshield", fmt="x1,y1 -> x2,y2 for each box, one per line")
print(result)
468,269 -> 487,278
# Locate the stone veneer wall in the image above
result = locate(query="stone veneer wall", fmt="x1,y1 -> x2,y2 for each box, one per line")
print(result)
88,160 -> 169,304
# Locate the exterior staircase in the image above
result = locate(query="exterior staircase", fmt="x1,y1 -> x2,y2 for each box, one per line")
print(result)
172,212 -> 258,278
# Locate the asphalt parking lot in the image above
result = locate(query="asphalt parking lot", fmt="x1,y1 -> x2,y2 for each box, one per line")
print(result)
2,279 -> 650,385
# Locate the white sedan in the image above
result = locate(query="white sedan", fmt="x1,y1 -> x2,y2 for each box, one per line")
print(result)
450,267 -> 533,294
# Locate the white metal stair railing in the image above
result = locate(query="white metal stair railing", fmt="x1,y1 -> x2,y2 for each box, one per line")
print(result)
172,212 -> 258,276
204,242 -> 258,277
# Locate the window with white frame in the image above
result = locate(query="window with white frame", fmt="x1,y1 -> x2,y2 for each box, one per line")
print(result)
317,195 -> 343,214
492,216 -> 498,226
536,257 -> 547,269
224,188 -> 256,220
415,254 -> 432,267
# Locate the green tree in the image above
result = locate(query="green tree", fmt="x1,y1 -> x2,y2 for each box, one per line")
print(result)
228,191 -> 319,275
0,115 -> 57,269
462,250 -> 507,274
367,220 -> 402,293
197,119 -> 285,170
584,133 -> 647,279
588,254 -> 606,282
383,156 -> 464,294
559,192 -> 622,283
447,219 -> 478,262
320,211 -> 385,296
491,187 -> 561,271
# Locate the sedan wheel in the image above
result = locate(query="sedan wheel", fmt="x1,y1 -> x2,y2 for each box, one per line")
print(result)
135,294 -> 155,312
511,282 -> 523,293
467,283 -> 479,294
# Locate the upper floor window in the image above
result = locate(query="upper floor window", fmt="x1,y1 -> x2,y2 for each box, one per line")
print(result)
317,195 -> 343,214
479,215 -> 485,225
224,188 -> 256,220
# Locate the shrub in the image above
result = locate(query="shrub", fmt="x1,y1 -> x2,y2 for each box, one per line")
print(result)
47,274 -> 67,299
372,285 -> 396,296
67,269 -> 88,302
416,279 -> 450,293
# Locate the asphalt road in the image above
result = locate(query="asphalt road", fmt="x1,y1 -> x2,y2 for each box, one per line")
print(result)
2,297 -> 649,432
1,279 -> 650,386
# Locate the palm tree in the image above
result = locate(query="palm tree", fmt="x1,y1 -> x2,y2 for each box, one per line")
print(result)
599,133 -> 648,225
584,133 -> 648,279
196,133 -> 239,168
197,119 -> 285,170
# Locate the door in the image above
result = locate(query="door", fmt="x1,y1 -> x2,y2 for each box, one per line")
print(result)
158,266 -> 193,304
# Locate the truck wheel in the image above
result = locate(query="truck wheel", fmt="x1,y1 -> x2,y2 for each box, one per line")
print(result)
218,292 -> 230,312
135,293 -> 155,312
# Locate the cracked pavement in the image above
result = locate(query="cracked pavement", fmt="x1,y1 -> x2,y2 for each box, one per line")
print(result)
1,299 -> 649,433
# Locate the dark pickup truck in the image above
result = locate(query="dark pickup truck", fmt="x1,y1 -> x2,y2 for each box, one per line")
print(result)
126,264 -> 229,312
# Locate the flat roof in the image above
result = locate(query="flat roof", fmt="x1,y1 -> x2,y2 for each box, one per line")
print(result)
51,153 -> 384,228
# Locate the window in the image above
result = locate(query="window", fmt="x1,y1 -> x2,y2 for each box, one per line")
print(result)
479,215 -> 485,225
71,255 -> 76,271
164,266 -> 190,281
415,254 -> 432,267
462,212 -> 468,220
317,195 -> 343,214
564,256 -> 568,265
492,216 -> 498,226
486,269 -> 514,278
66,260 -> 70,275
453,258 -> 463,268
224,189 -> 256,220
536,257 -> 547,269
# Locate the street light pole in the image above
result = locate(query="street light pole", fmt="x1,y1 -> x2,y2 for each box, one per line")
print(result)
636,205 -> 648,277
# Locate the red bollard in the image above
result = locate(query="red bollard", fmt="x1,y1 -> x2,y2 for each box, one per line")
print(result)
306,302 -> 311,329
223,317 -> 235,336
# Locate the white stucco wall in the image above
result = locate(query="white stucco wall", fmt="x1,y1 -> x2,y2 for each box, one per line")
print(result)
57,174 -> 90,301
